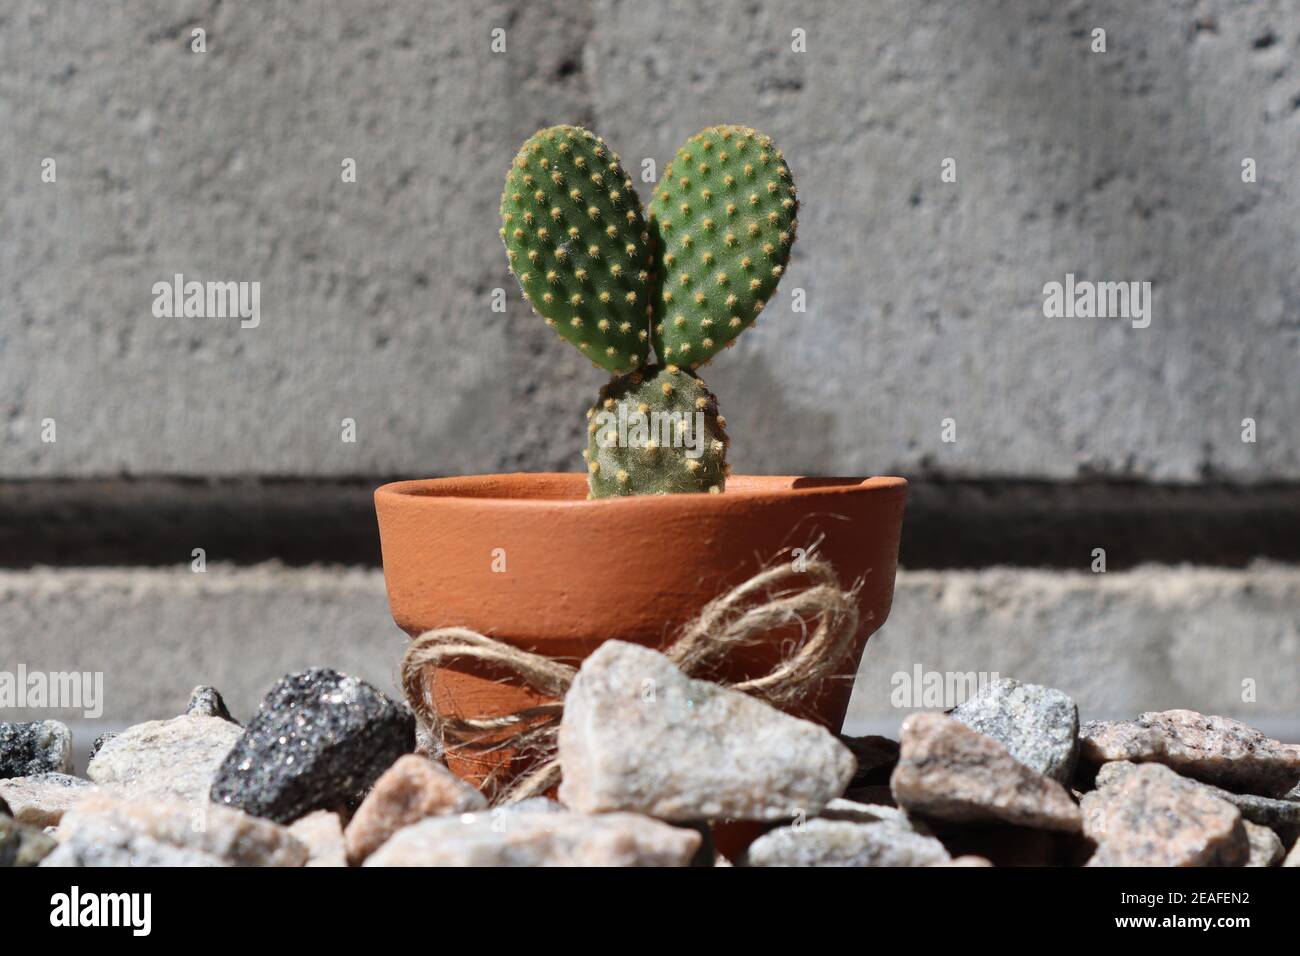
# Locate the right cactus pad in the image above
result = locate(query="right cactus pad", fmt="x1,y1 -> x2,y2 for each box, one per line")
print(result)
648,125 -> 797,368
584,365 -> 729,497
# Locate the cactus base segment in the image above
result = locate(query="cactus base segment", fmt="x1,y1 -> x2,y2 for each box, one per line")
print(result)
585,366 -> 729,497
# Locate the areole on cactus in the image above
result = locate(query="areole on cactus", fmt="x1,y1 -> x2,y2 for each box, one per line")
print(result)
499,123 -> 797,498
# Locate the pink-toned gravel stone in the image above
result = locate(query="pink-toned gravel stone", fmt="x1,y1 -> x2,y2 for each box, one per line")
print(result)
1081,763 -> 1248,867
1080,710 -> 1300,797
1243,820 -> 1283,867
890,713 -> 1082,832
288,810 -> 347,867
344,754 -> 487,864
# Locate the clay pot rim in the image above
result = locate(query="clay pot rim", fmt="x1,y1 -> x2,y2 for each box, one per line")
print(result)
375,472 -> 907,512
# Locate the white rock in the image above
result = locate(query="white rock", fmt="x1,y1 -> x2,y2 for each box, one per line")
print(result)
0,773 -> 97,827
44,794 -> 306,867
363,810 -> 700,867
88,715 -> 241,804
558,641 -> 855,821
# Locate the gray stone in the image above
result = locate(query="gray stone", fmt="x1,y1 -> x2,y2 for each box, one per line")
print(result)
1244,820 -> 1283,867
210,668 -> 414,823
364,810 -> 700,867
949,678 -> 1079,783
0,773 -> 96,827
1081,710 -> 1300,797
288,810 -> 347,868
558,641 -> 856,822
44,794 -> 307,868
1095,760 -> 1300,829
185,686 -> 237,723
88,714 -> 241,804
0,721 -> 72,776
743,816 -> 950,867
891,713 -> 1082,832
1082,763 -> 1248,867
0,814 -> 57,867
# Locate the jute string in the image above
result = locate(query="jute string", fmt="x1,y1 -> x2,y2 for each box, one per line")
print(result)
400,555 -> 864,804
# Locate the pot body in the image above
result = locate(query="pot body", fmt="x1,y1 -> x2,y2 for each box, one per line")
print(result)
374,473 -> 907,787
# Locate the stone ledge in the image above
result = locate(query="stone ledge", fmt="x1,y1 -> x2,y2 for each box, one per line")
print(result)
0,563 -> 1295,744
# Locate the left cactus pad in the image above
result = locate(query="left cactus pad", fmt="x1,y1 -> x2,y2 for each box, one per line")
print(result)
500,126 -> 653,374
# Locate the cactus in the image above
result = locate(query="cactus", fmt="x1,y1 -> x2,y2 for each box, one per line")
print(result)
498,123 -> 797,497
499,125 -> 653,374
648,125 -> 797,368
584,366 -> 729,497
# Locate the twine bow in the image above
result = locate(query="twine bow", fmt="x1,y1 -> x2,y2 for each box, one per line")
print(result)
400,554 -> 865,803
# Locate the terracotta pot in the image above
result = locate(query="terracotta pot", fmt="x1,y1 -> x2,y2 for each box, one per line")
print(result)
375,472 -> 907,787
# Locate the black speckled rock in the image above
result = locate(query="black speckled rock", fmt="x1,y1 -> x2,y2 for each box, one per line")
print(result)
186,685 -> 238,724
0,721 -> 73,777
209,669 -> 414,824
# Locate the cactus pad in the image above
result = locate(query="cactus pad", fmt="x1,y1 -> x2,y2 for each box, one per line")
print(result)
648,125 -> 797,368
585,365 -> 729,497
500,126 -> 653,374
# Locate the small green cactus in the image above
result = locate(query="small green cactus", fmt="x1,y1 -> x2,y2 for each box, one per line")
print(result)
499,123 -> 797,497
584,366 -> 729,497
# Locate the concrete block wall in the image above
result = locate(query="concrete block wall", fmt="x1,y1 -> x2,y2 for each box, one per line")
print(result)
3,0 -> 1297,480
1,1 -> 1297,736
